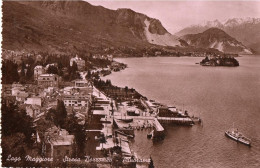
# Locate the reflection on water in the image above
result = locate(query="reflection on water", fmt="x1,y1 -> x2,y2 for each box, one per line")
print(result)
102,56 -> 260,168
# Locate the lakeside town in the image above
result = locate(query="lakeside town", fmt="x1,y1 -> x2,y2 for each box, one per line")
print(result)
2,50 -> 202,167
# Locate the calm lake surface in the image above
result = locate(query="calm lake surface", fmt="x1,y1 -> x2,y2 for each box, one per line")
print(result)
102,56 -> 260,168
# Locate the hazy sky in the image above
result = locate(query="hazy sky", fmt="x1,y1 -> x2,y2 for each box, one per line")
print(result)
87,1 -> 260,34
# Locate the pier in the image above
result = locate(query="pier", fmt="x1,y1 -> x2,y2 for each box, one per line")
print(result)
158,117 -> 194,125
153,118 -> 165,140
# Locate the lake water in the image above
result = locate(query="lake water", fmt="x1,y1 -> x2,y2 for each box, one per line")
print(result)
102,56 -> 260,168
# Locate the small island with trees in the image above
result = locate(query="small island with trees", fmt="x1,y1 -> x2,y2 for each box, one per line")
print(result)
200,54 -> 239,67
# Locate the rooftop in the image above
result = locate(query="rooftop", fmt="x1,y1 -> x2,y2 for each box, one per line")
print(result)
45,126 -> 75,146
93,110 -> 107,115
34,65 -> 44,69
50,135 -> 74,146
39,74 -> 57,77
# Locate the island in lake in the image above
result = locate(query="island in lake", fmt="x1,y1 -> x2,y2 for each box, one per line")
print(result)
200,54 -> 239,67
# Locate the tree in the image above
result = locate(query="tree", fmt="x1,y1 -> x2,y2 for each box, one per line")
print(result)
99,133 -> 106,150
2,60 -> 20,84
64,112 -> 86,158
45,108 -> 56,122
68,61 -> 80,81
74,124 -> 86,158
56,100 -> 67,128
71,61 -> 78,72
125,86 -> 128,96
20,62 -> 26,77
106,79 -> 112,86
18,110 -> 34,144
110,101 -> 114,116
1,102 -> 34,144
86,70 -> 91,80
25,64 -> 34,81
47,65 -> 58,74
1,133 -> 27,167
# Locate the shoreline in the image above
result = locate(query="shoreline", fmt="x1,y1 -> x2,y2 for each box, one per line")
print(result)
91,58 -> 204,166
100,58 -> 202,122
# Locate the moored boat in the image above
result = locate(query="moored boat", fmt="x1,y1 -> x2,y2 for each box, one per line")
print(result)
147,130 -> 154,139
225,129 -> 251,146
119,118 -> 134,123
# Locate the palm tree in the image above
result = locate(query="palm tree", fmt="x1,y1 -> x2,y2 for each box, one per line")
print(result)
125,86 -> 128,97
110,101 -> 114,116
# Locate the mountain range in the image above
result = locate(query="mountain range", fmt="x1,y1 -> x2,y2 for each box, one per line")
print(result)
2,0 -> 257,55
176,18 -> 260,54
181,28 -> 252,54
2,0 -> 183,55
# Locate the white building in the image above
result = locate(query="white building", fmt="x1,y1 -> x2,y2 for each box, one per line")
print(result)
43,126 -> 75,161
26,105 -> 41,119
24,97 -> 42,106
63,95 -> 90,108
38,74 -> 59,87
74,80 -> 90,88
11,83 -> 25,96
34,65 -> 45,80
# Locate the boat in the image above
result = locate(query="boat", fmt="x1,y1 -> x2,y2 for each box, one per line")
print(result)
191,116 -> 202,124
147,130 -> 154,139
119,118 -> 133,123
225,129 -> 251,146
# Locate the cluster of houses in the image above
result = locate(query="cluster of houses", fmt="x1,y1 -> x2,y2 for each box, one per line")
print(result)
34,55 -> 87,82
2,72 -> 93,163
2,52 -> 135,165
92,54 -> 113,62
91,61 -> 127,77
2,49 -> 43,65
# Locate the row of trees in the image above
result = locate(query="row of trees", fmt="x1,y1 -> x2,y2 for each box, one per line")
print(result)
2,50 -> 116,84
2,59 -> 82,85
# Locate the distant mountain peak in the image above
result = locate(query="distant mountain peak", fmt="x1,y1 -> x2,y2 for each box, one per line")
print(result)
175,17 -> 260,54
203,27 -> 226,34
181,28 -> 252,54
201,19 -> 222,27
223,17 -> 260,27
190,17 -> 260,29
